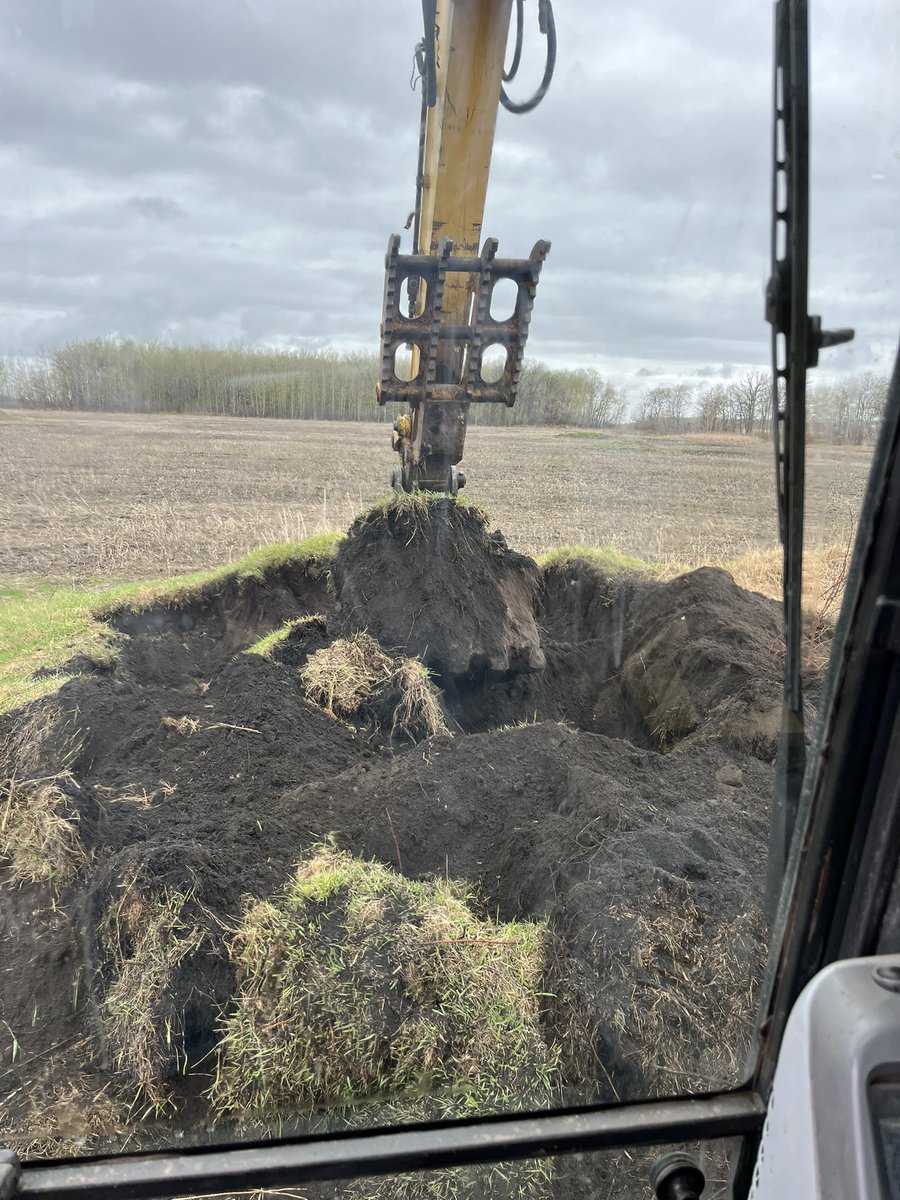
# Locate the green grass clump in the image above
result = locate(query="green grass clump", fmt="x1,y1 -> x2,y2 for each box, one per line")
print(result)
554,430 -> 609,441
100,880 -> 206,1106
244,614 -> 326,658
0,535 -> 341,715
212,845 -> 561,1135
536,544 -> 661,577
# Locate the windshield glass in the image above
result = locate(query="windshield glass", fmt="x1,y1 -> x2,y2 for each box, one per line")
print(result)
0,0 -> 895,1187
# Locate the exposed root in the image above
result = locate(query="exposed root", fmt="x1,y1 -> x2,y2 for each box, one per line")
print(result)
161,716 -> 200,736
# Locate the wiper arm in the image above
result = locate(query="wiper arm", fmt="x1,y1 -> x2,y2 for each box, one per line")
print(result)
765,0 -> 854,914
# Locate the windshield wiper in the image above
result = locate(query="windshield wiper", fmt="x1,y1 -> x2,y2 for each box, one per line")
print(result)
764,0 -> 854,914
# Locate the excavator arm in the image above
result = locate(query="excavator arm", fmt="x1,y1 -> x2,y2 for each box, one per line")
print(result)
376,0 -> 553,493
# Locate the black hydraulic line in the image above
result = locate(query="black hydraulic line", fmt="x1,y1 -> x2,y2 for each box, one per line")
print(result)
410,77 -> 428,261
409,0 -> 437,279
420,0 -> 437,108
503,0 -> 524,82
500,0 -> 556,114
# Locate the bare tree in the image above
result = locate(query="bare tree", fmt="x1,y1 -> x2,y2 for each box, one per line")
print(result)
636,383 -> 693,433
730,370 -> 770,435
695,383 -> 730,432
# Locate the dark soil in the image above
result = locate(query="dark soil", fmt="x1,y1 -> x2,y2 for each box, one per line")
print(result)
0,504 -> 805,1198
333,499 -> 545,676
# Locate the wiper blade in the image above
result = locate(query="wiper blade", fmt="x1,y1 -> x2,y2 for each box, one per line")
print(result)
765,0 -> 854,913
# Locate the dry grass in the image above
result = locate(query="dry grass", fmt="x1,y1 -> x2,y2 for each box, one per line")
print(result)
726,541 -> 855,660
0,775 -> 87,884
301,633 -> 395,718
0,702 -> 88,883
613,882 -> 766,1093
301,633 -> 448,743
0,1070 -> 132,1160
161,715 -> 200,736
97,866 -> 212,1105
0,412 -> 871,581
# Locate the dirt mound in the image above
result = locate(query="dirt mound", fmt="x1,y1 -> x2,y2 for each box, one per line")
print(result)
613,567 -> 784,754
333,498 -> 545,677
0,505 -> 799,1198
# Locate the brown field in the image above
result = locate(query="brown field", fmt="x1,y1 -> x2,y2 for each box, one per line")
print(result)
0,408 -> 873,582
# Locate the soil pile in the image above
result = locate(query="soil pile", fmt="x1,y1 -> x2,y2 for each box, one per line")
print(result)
333,497 -> 545,676
0,500 -> 802,1198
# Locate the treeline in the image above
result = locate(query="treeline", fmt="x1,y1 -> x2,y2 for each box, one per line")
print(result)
634,370 -> 889,444
0,338 -> 627,429
1,339 -> 887,444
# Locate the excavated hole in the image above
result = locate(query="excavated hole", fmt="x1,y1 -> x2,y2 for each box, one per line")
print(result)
109,564 -> 335,688
0,525 -> 800,1165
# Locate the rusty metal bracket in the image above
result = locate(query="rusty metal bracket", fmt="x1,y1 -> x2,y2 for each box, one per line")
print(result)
376,234 -> 550,410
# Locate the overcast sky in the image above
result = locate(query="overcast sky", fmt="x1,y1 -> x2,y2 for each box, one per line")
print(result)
1,0 -> 897,392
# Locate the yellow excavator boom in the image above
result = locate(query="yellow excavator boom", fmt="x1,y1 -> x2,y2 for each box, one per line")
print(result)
377,0 -> 553,493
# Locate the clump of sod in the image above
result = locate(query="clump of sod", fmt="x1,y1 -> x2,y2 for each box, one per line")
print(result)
612,879 -> 767,1094
211,846 -> 561,1140
301,633 -> 448,743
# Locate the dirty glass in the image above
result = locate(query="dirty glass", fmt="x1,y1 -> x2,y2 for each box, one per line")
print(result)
0,0 -> 896,1180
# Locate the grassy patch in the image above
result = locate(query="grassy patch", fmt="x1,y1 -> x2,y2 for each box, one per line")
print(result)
554,430 -> 609,441
212,846 -> 560,1198
536,544 -> 670,577
0,704 -> 89,885
0,534 -> 340,715
0,775 -> 87,884
245,614 -> 325,658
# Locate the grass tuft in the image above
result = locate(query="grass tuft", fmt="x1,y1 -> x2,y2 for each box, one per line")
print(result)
97,862 -> 213,1106
245,614 -> 326,658
211,847 -> 561,1163
349,494 -> 491,544
0,702 -> 88,884
301,633 -> 448,743
0,775 -> 87,884
536,544 -> 669,577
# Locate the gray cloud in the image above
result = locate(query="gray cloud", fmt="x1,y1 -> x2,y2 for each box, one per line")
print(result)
0,0 -> 897,386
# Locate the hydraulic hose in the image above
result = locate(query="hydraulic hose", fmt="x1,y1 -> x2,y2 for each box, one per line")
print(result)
500,0 -> 556,115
